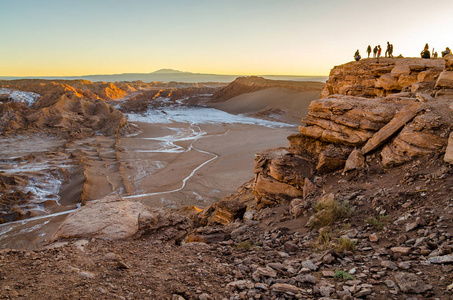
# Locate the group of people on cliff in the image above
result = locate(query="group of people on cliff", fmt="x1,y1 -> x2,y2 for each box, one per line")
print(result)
420,43 -> 451,59
355,43 -> 392,62
354,42 -> 451,61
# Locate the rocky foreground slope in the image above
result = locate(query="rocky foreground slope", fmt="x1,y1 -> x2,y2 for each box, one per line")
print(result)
2,58 -> 453,299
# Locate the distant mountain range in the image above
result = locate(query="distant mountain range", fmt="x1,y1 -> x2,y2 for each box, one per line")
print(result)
0,69 -> 328,83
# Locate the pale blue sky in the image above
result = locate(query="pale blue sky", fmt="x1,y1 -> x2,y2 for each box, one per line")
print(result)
1,0 -> 452,76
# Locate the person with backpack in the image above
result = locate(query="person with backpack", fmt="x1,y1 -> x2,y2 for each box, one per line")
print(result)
373,46 -> 378,58
385,42 -> 391,57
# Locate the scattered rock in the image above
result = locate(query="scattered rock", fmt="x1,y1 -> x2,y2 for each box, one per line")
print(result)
301,260 -> 318,271
391,247 -> 412,255
428,254 -> 453,264
289,198 -> 308,219
368,233 -> 379,243
394,272 -> 432,293
294,274 -> 316,284
322,270 -> 335,277
271,283 -> 300,294
381,260 -> 398,270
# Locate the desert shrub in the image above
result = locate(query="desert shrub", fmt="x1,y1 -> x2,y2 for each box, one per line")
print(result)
318,228 -> 331,247
365,215 -> 389,230
235,241 -> 252,251
308,194 -> 353,228
336,237 -> 357,252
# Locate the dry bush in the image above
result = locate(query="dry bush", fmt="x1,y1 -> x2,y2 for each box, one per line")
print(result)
307,194 -> 353,228
336,237 -> 357,252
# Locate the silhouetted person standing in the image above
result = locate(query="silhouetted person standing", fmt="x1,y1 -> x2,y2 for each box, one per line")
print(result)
377,45 -> 382,62
389,44 -> 393,58
367,45 -> 372,58
373,46 -> 378,58
385,42 -> 391,57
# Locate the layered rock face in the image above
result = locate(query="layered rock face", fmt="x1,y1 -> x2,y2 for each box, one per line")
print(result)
321,58 -> 445,98
249,57 -> 453,207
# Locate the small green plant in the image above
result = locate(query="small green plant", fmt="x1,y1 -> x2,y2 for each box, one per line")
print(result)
336,237 -> 357,252
235,241 -> 252,250
334,270 -> 354,281
365,215 -> 389,230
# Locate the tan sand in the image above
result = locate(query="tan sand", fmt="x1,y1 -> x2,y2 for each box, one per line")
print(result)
207,87 -> 321,124
119,122 -> 298,209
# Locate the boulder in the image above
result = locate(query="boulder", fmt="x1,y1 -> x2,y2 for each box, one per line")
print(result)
375,73 -> 399,91
397,74 -> 418,87
271,283 -> 301,294
417,70 -> 438,82
289,198 -> 309,219
427,254 -> 453,264
390,64 -> 411,77
303,177 -> 318,199
316,144 -> 352,173
444,54 -> 453,71
267,153 -> 312,188
53,195 -> 190,240
254,174 -> 304,199
343,148 -> 366,172
435,71 -> 453,89
394,272 -> 432,294
206,198 -> 247,225
444,132 -> 453,164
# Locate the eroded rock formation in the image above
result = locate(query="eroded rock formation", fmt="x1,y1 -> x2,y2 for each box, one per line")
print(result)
0,80 -> 136,136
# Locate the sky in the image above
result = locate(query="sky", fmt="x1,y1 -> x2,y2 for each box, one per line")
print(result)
1,0 -> 452,77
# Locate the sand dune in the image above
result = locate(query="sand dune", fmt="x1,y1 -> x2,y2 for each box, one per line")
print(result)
208,87 -> 322,124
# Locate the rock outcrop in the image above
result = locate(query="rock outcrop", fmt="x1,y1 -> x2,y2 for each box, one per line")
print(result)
245,57 -> 452,208
321,58 -> 444,98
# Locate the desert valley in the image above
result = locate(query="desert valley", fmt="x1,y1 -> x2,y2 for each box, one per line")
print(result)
0,55 -> 453,300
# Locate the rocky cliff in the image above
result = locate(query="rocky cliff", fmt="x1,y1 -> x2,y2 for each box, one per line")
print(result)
248,56 -> 453,207
198,56 -> 453,214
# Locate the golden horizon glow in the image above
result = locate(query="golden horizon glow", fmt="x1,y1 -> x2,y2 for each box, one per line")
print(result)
1,0 -> 452,78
